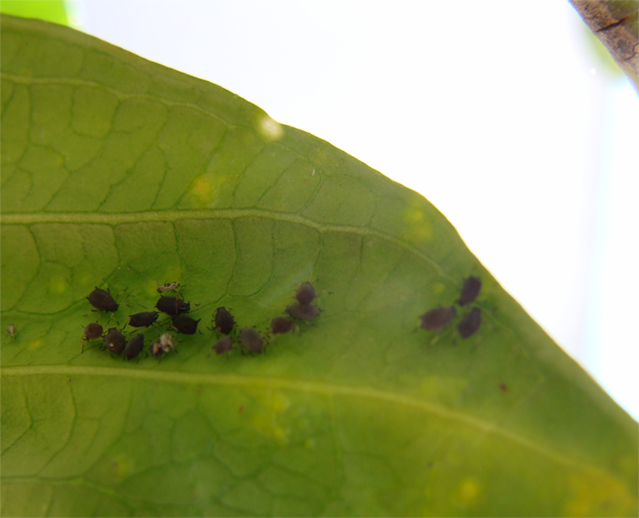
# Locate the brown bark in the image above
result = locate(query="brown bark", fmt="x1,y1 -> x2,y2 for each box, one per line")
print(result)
569,0 -> 638,89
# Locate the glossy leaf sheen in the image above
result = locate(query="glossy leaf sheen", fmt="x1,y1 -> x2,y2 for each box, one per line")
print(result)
1,15 -> 637,517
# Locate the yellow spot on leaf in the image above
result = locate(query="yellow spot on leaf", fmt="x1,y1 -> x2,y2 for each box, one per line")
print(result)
190,175 -> 215,204
110,454 -> 133,482
457,478 -> 481,506
250,391 -> 291,445
564,471 -> 637,517
430,282 -> 445,296
48,275 -> 69,295
27,339 -> 43,350
402,206 -> 433,244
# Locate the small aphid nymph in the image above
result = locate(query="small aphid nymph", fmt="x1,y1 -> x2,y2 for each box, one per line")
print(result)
6,324 -> 16,338
150,333 -> 177,358
286,302 -> 320,321
295,281 -> 316,305
212,335 -> 233,355
123,334 -> 145,360
420,306 -> 457,331
87,287 -> 120,313
171,314 -> 200,335
271,316 -> 294,334
127,311 -> 159,328
458,307 -> 482,338
156,295 -> 190,316
214,307 -> 235,335
103,327 -> 126,355
81,322 -> 104,351
240,327 -> 264,354
458,276 -> 482,306
157,281 -> 181,294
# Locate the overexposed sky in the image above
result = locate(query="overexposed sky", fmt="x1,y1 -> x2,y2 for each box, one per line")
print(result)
68,0 -> 638,418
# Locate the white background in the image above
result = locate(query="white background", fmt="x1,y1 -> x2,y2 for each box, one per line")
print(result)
68,0 -> 638,419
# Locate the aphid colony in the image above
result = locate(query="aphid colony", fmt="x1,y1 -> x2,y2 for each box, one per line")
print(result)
209,281 -> 320,356
81,281 -> 320,361
420,276 -> 483,340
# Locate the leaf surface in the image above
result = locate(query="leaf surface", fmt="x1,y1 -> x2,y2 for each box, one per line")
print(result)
1,15 -> 637,517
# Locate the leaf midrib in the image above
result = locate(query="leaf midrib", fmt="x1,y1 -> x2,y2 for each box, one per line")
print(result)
1,363 -> 579,471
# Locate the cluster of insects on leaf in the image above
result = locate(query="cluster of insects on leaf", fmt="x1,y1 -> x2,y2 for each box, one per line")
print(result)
80,280 -> 321,361
209,281 -> 320,356
420,276 -> 483,340
81,282 -> 191,361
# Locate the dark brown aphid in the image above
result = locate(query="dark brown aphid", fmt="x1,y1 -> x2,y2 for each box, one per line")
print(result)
156,295 -> 190,316
499,383 -> 508,392
87,287 -> 120,313
286,302 -> 320,321
214,307 -> 235,335
6,324 -> 16,338
127,311 -> 159,328
103,327 -> 126,355
296,281 -> 316,305
458,307 -> 482,338
171,314 -> 200,335
420,306 -> 457,331
123,334 -> 144,360
150,333 -> 177,358
81,322 -> 104,352
212,335 -> 233,355
271,316 -> 294,334
157,281 -> 181,294
240,327 -> 264,354
458,276 -> 482,306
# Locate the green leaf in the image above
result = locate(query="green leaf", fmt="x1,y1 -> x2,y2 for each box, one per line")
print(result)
1,14 -> 637,517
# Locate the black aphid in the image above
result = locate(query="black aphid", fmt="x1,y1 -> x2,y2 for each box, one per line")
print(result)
214,307 -> 235,335
240,327 -> 264,354
87,287 -> 120,313
271,316 -> 294,334
81,322 -> 104,352
157,281 -> 181,294
150,333 -> 177,358
458,276 -> 482,306
171,314 -> 200,335
123,334 -> 144,360
296,281 -> 316,305
286,302 -> 320,321
212,335 -> 233,355
420,306 -> 457,331
458,307 -> 482,338
6,324 -> 16,338
127,311 -> 159,328
103,327 -> 126,355
156,295 -> 190,316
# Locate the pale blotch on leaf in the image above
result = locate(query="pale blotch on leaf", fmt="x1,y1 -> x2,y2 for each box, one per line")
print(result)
430,282 -> 445,296
27,339 -> 43,350
48,275 -> 69,295
251,392 -> 291,445
257,114 -> 284,141
189,173 -> 229,205
76,272 -> 93,288
457,478 -> 481,506
419,376 -> 468,405
564,471 -> 637,517
110,454 -> 134,482
402,206 -> 433,244
190,175 -> 215,204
